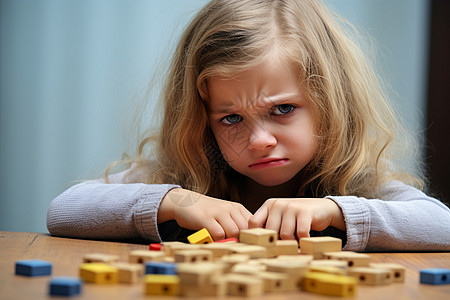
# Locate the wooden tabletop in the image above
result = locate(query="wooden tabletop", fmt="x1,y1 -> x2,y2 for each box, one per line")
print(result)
1,231 -> 449,300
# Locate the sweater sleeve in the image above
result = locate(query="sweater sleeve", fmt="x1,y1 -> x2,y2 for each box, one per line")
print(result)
46,171 -> 180,242
327,181 -> 450,251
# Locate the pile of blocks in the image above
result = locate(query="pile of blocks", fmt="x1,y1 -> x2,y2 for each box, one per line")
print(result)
14,227 -> 450,297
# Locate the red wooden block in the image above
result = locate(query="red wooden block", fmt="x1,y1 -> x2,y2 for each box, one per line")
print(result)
215,238 -> 239,243
149,243 -> 162,251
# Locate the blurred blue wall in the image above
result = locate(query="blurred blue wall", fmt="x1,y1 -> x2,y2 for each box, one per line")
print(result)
0,0 -> 429,233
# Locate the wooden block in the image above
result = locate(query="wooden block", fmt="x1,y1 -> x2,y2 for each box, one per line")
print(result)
149,243 -> 161,251
200,243 -> 234,258
231,262 -> 266,274
109,262 -> 144,284
299,236 -> 342,259
308,265 -> 346,276
145,261 -> 177,275
187,228 -> 214,244
256,271 -> 289,293
302,272 -> 357,297
323,251 -> 371,267
174,249 -> 213,263
228,245 -> 267,258
277,255 -> 314,264
309,259 -> 348,272
129,250 -> 165,264
79,263 -> 118,284
224,274 -> 263,297
220,254 -> 250,272
370,263 -> 405,282
161,241 -> 189,256
348,267 -> 393,285
275,240 -> 299,256
83,253 -> 119,264
163,243 -> 201,256
180,277 -> 226,297
239,228 -> 277,246
265,245 -> 277,258
144,274 -> 179,296
49,277 -> 82,296
177,262 -> 224,285
264,260 -> 309,291
420,268 -> 450,285
15,260 -> 52,277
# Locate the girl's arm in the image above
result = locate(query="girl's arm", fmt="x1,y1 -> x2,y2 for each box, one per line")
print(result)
47,171 -> 252,242
328,181 -> 450,251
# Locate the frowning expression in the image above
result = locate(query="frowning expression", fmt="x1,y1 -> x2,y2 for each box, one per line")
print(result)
206,53 -> 317,186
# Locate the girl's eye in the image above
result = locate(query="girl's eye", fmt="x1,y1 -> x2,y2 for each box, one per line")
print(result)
220,114 -> 243,125
272,104 -> 295,115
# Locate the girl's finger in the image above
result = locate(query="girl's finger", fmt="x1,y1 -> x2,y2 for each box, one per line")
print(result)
248,203 -> 269,228
279,210 -> 297,240
296,214 -> 312,239
215,214 -> 240,239
205,219 -> 226,241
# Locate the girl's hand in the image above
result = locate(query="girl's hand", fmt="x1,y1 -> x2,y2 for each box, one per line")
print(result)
248,198 -> 346,240
158,188 -> 252,240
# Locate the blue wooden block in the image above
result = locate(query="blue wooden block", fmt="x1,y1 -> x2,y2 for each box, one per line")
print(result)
145,262 -> 177,275
49,277 -> 82,296
420,268 -> 450,285
15,260 -> 52,276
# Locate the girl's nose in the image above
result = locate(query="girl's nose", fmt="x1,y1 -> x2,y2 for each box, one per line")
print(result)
248,123 -> 277,151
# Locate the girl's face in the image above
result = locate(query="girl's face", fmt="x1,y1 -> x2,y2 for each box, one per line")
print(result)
206,53 -> 317,187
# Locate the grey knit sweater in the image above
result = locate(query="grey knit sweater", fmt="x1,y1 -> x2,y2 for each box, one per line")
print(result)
47,170 -> 450,251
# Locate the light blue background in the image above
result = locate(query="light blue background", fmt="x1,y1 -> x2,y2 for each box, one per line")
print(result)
0,0 -> 429,233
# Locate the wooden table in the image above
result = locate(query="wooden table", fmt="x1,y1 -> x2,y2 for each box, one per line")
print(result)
1,231 -> 449,299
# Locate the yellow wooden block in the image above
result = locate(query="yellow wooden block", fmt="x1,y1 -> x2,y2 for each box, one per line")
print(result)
369,263 -> 405,282
109,262 -> 144,284
129,250 -> 165,264
79,263 -> 118,284
187,228 -> 213,244
303,272 -> 357,297
144,274 -> 179,296
299,236 -> 342,259
224,274 -> 263,297
239,228 -> 277,246
275,240 -> 299,256
348,267 -> 394,285
174,249 -> 213,263
83,253 -> 119,264
323,251 -> 371,267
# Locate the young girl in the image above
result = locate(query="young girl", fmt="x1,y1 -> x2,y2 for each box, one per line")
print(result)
47,0 -> 450,251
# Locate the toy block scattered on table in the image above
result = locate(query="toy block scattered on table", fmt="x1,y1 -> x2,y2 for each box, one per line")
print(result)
109,262 -> 144,284
149,243 -> 161,251
370,263 -> 405,282
200,242 -> 234,258
49,277 -> 82,296
420,268 -> 450,285
187,228 -> 213,244
83,253 -> 119,264
228,244 -> 267,258
129,250 -> 165,264
215,237 -> 239,243
276,254 -> 314,264
79,263 -> 118,284
224,273 -> 264,297
239,228 -> 278,246
299,236 -> 342,259
275,240 -> 299,256
309,265 -> 346,276
15,260 -> 52,276
174,249 -> 213,263
162,243 -> 201,256
160,241 -> 187,256
309,259 -> 348,272
177,262 -> 224,285
348,267 -> 393,285
302,272 -> 357,297
323,251 -> 371,267
231,262 -> 266,274
264,260 -> 309,291
220,254 -> 250,272
180,276 -> 226,297
145,261 -> 177,275
256,271 -> 289,293
144,274 -> 179,296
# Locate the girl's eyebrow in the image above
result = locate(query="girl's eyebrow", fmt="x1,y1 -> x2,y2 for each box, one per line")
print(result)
208,92 -> 303,114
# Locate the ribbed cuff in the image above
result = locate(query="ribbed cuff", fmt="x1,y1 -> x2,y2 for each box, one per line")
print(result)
326,196 -> 371,251
134,184 -> 181,242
